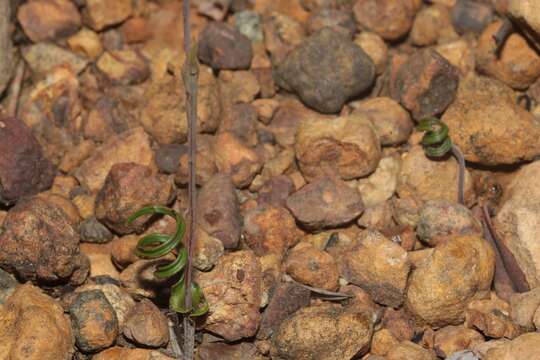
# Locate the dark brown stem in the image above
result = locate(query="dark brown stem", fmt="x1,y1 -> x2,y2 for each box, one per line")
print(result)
493,18 -> 513,57
451,144 -> 465,205
517,94 -> 532,111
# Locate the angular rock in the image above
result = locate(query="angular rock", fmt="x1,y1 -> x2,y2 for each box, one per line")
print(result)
235,10 -> 263,42
196,251 -> 262,341
21,42 -> 89,76
81,243 -> 120,280
275,28 -> 375,114
433,325 -> 484,358
0,117 -> 55,205
285,242 -> 339,291
74,127 -> 155,193
119,258 -> 173,299
286,176 -> 365,230
96,50 -> 150,85
193,227 -> 224,271
442,74 -> 540,165
218,70 -> 260,104
511,287 -> 540,330
306,8 -> 356,37
80,217 -> 114,244
95,163 -> 172,234
0,269 -> 18,305
354,32 -> 388,75
386,341 -> 437,360
83,0 -> 132,31
243,205 -> 302,259
68,28 -> 103,60
451,0 -> 493,34
123,299 -> 169,348
484,333 -> 540,360
465,296 -> 522,339
263,12 -> 306,65
93,346 -> 174,360
405,235 -> 495,327
17,0 -> 81,42
338,230 -> 410,307
416,200 -> 482,247
410,4 -> 457,46
271,303 -> 374,360
0,284 -> 74,360
357,156 -> 401,208
197,174 -> 240,249
0,196 -> 86,284
175,136 -> 218,186
397,145 -> 474,205
435,39 -> 476,75
354,0 -> 416,40
69,290 -> 118,353
111,235 -> 139,269
198,23 -> 253,70
295,113 -> 381,182
392,49 -> 459,120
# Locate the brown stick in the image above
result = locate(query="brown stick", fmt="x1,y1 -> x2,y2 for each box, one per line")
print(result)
451,144 -> 465,205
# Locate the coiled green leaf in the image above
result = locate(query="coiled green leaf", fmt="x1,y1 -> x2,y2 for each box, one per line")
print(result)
416,117 -> 453,157
127,205 -> 208,316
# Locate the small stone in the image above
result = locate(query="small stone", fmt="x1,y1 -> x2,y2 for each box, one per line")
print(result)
465,296 -> 523,339
197,251 -> 262,341
93,347 -> 174,360
198,342 -> 262,360
451,0 -> 494,34
271,303 -> 374,360
416,200 -> 482,247
443,74 -> 540,165
73,194 -> 96,220
235,10 -> 263,42
197,174 -> 240,249
120,258 -> 173,299
510,287 -> 540,330
446,350 -> 480,360
97,50 -> 150,86
354,32 -> 388,75
123,299 -> 169,348
121,17 -> 152,44
386,341 -> 437,360
17,0 -> 81,42
95,163 -> 172,234
476,21 -> 540,89
357,156 -> 401,207
219,103 -> 258,147
74,127 -> 155,193
484,333 -> 540,360
198,23 -> 252,70
435,39 -> 476,75
219,70 -> 260,104
256,175 -> 295,207
397,146 -> 474,205
155,144 -> 183,174
69,290 -> 118,353
175,135 -> 218,186
338,230 -> 410,307
405,235 -> 495,327
252,98 -> 279,125
111,235 -> 139,269
193,227 -> 224,271
353,0 -> 415,40
257,281 -> 311,340
81,243 -> 120,280
357,201 -> 395,233
59,139 -> 95,173
381,307 -> 418,341
306,8 -> 356,37
0,196 -> 86,284
21,43 -> 89,76
275,28 -> 375,114
410,4 -> 458,46
0,269 -> 18,305
80,217 -> 114,244
295,113 -> 381,182
286,176 -> 365,230
371,329 -> 400,356
83,0 -> 133,31
392,48 -> 460,120
433,325 -> 484,358
68,28 -> 103,60
262,12 -> 305,65
285,242 -> 339,291
0,284 -> 74,360
0,117 -> 55,205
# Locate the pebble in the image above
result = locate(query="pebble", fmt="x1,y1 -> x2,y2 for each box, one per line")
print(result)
198,23 -> 253,70
21,43 -> 89,76
123,299 -> 169,347
83,0 -> 133,31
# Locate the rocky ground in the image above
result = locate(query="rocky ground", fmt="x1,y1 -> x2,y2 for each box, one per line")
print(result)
1,0 -> 540,359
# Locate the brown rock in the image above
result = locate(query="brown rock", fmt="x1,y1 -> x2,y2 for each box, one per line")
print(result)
286,176 -> 365,230
357,156 -> 401,207
214,132 -> 262,188
80,243 -> 120,280
274,28 -> 375,114
285,242 -> 339,291
111,235 -> 139,269
80,217 -> 114,244
476,21 -> 540,89
465,296 -> 523,339
435,39 -> 476,76
68,28 -> 103,60
121,17 -> 152,44
0,117 -> 55,205
75,127 -> 155,193
218,70 -> 260,104
371,329 -> 400,357
22,42 -> 88,77
295,113 -> 381,182
197,173 -> 240,249
97,50 -> 149,86
392,49 -> 460,120
123,299 -> 168,347
417,200 -> 482,247
451,0 -> 494,34
484,333 -> 540,360
354,32 -> 388,75
405,235 -> 495,327
0,196 -> 86,284
256,175 -> 295,208
0,284 -> 74,360
198,22 -> 253,70
306,8 -> 356,37
198,342 -> 263,360
120,258 -> 173,299
262,12 -> 305,65
140,74 -> 220,144
442,74 -> 540,165
94,347 -> 174,360
353,0 -> 415,40
243,205 -> 302,259
219,103 -> 258,147
397,145 -> 474,205
192,227 -> 224,271
510,287 -> 540,330
95,163 -> 172,234
83,0 -> 133,31
175,136 -> 217,186
381,307 -> 417,341
70,290 -> 118,353
196,251 -> 262,341
252,98 -> 280,125
73,194 -> 95,220
353,97 -> 413,146
357,201 -> 395,233
410,4 -> 458,46
257,281 -> 311,340
271,303 -> 374,360
338,230 -> 410,307
17,0 -> 81,42
433,325 -> 484,358
386,341 -> 437,360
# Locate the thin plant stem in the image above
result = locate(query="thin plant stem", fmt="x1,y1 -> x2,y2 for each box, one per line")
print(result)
450,144 -> 465,205
492,17 -> 513,56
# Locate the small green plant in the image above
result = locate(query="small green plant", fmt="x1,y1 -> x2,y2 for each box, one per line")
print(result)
127,205 -> 208,317
416,117 -> 465,205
